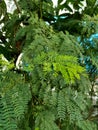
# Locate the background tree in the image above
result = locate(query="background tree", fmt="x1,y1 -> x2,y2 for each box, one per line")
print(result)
0,0 -> 98,130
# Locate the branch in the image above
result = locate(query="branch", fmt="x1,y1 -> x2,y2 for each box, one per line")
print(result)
13,0 -> 21,13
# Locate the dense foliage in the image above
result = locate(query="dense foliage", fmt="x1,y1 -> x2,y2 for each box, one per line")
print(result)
0,0 -> 98,130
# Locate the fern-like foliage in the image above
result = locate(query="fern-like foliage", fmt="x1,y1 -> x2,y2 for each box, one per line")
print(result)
35,111 -> 59,130
0,71 -> 31,130
21,17 -> 97,130
24,51 -> 85,84
0,0 -> 98,130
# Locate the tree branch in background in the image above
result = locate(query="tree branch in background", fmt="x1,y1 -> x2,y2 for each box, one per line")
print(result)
13,0 -> 21,13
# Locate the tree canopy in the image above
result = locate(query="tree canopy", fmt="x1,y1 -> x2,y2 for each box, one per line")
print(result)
0,0 -> 98,130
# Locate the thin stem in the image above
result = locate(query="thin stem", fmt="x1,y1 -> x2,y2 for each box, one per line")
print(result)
39,0 -> 43,19
13,0 -> 21,13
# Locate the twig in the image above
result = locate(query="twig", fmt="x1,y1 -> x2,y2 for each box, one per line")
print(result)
13,0 -> 21,13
